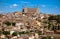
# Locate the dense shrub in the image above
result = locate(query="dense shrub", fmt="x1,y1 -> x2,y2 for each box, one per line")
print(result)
3,31 -> 10,35
42,37 -> 47,39
12,32 -> 18,36
19,31 -> 29,35
48,15 -> 60,23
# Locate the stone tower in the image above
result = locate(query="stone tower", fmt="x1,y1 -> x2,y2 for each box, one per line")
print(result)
22,8 -> 39,14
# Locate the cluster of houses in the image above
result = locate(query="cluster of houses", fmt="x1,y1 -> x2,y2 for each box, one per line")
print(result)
0,8 -> 55,39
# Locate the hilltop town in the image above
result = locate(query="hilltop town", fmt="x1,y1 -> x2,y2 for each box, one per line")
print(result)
0,8 -> 60,39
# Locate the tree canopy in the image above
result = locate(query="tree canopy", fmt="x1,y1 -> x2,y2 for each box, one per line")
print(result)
48,15 -> 60,23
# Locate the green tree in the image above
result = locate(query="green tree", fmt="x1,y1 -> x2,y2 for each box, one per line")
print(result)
37,31 -> 42,35
12,32 -> 18,36
0,31 -> 2,35
47,36 -> 51,39
48,15 -> 60,23
42,37 -> 47,39
44,26 -> 48,28
19,31 -> 25,35
48,22 -> 51,29
30,30 -> 34,32
19,31 -> 29,35
25,31 -> 29,34
12,22 -> 16,26
3,31 -> 10,35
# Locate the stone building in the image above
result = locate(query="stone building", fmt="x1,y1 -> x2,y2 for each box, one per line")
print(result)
22,8 -> 39,14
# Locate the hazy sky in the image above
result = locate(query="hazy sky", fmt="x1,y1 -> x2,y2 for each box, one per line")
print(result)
0,0 -> 60,14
